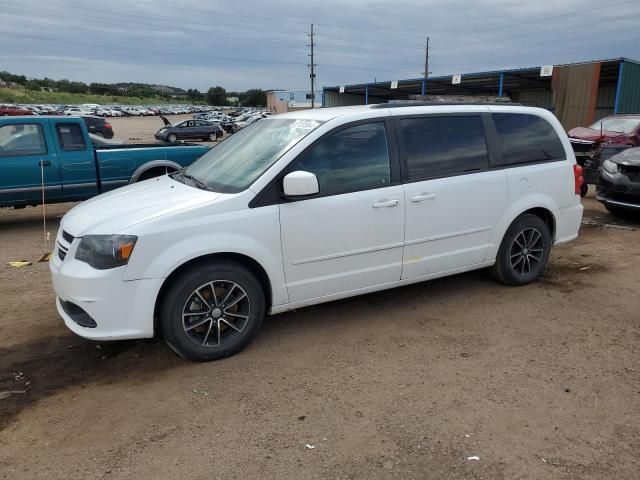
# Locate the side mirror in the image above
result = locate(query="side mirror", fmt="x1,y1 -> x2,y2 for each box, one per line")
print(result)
282,171 -> 319,198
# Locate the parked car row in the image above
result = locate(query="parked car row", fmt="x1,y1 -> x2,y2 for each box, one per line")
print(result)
220,110 -> 272,134
1,103 -> 218,118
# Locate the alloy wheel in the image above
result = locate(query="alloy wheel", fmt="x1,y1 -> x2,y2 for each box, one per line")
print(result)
509,227 -> 544,276
181,281 -> 250,348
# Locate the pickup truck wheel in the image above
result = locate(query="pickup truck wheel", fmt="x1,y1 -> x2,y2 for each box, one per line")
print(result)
490,214 -> 551,286
167,133 -> 178,143
160,261 -> 265,361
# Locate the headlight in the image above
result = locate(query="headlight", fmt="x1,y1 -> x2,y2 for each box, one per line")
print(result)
602,159 -> 619,174
75,235 -> 137,269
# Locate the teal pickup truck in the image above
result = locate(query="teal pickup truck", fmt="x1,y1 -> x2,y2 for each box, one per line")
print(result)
0,116 -> 211,208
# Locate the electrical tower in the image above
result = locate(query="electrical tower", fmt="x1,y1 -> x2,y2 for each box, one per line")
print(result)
308,24 -> 317,108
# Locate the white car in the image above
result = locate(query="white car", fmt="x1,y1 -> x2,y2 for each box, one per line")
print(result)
50,104 -> 584,361
64,107 -> 91,116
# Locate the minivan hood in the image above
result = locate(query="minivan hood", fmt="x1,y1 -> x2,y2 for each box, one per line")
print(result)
61,175 -> 222,236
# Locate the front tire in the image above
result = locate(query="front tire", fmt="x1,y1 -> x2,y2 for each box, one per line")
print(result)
491,214 -> 551,286
208,133 -> 217,141
167,133 -> 178,143
160,261 -> 265,361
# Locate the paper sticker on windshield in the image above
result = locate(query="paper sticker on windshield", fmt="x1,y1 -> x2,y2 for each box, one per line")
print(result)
292,120 -> 321,130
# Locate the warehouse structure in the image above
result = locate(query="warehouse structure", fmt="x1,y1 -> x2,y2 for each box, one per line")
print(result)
322,58 -> 640,130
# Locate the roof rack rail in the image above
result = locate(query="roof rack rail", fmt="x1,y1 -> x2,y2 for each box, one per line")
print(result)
371,101 -> 522,109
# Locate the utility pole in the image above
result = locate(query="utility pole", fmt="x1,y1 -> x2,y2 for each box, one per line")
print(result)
423,36 -> 430,79
308,23 -> 317,108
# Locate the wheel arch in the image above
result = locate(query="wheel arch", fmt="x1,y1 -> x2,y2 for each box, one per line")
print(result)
522,206 -> 556,241
488,196 -> 559,262
130,160 -> 182,183
153,252 -> 273,337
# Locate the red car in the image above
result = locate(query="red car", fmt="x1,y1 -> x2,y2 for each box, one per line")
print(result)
568,115 -> 640,147
0,105 -> 33,116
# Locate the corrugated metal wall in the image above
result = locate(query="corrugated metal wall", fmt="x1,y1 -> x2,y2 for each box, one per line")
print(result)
323,91 -> 364,107
552,63 -> 601,130
595,83 -> 616,120
512,89 -> 553,109
323,90 -> 385,107
618,61 -> 640,114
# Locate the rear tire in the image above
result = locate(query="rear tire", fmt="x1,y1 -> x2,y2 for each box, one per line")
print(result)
208,133 -> 217,141
160,261 -> 265,361
490,214 -> 551,286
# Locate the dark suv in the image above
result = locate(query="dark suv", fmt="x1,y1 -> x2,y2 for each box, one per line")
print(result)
81,116 -> 114,139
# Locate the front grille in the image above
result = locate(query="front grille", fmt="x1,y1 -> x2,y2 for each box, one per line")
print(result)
57,242 -> 68,261
62,230 -> 74,244
619,164 -> 640,182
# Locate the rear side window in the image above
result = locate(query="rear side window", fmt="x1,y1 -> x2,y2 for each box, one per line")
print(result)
493,113 -> 565,165
0,124 -> 47,157
400,115 -> 488,181
288,122 -> 391,197
56,123 -> 87,151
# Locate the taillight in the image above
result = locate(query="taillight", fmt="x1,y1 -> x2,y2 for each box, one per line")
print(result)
574,164 -> 584,195
104,122 -> 112,129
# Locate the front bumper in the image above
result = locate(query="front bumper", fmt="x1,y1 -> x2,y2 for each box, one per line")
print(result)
50,233 -> 164,340
154,132 -> 167,141
597,170 -> 640,211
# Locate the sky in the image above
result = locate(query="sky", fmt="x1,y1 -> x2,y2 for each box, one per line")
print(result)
1,0 -> 639,92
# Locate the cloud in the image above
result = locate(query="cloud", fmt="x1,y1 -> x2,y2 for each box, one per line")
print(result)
0,0 -> 638,91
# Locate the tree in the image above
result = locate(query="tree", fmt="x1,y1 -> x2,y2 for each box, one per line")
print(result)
25,80 -> 41,91
240,89 -> 267,107
206,86 -> 227,106
187,88 -> 203,101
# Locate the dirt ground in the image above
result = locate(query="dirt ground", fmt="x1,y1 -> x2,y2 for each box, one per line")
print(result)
1,186 -> 639,479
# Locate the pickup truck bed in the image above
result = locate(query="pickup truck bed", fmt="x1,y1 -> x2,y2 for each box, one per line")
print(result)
0,116 -> 211,208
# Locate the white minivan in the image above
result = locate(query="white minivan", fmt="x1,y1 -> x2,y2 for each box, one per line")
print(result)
50,103 -> 584,361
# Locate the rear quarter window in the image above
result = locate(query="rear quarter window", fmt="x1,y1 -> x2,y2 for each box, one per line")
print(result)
493,113 -> 565,166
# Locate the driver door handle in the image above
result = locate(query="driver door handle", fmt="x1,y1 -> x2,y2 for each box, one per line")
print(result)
410,193 -> 436,202
372,199 -> 399,208
39,160 -> 51,167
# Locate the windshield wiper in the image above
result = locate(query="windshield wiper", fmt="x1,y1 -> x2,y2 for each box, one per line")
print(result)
173,171 -> 208,190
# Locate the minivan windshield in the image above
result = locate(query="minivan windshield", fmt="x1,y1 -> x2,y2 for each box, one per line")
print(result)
181,118 -> 323,193
588,117 -> 640,134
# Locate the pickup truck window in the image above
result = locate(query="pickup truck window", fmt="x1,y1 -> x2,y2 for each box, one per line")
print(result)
56,123 -> 87,151
0,124 -> 47,157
